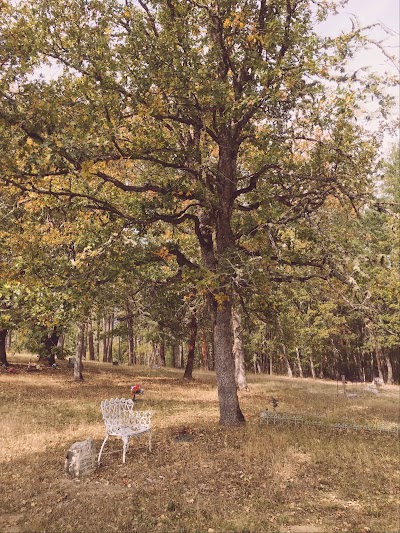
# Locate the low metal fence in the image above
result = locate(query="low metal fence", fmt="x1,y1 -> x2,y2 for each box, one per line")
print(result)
259,411 -> 400,437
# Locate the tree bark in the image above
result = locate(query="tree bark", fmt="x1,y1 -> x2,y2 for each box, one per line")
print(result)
183,313 -> 197,380
0,329 -> 9,366
214,300 -> 245,424
232,307 -> 247,390
6,330 -> 11,350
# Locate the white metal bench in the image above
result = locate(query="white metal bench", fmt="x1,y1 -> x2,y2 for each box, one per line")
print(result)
98,398 -> 152,465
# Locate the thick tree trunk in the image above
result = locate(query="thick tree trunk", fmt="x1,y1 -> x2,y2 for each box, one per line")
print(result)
232,307 -> 247,390
41,327 -> 60,366
214,300 -> 245,425
0,329 -> 9,366
195,135 -> 244,425
6,330 -> 11,350
183,313 -> 197,380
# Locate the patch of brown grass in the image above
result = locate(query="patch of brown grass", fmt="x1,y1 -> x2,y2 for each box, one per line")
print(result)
0,356 -> 399,533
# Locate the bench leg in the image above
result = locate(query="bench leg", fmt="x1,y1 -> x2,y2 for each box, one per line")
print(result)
98,434 -> 109,465
122,436 -> 129,463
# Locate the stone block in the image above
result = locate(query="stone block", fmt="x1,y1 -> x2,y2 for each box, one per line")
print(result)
65,438 -> 97,478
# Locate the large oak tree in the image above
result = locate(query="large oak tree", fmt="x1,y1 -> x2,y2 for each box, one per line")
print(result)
0,0 -> 392,423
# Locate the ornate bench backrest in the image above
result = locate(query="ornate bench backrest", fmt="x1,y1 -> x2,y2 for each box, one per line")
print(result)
100,398 -> 135,433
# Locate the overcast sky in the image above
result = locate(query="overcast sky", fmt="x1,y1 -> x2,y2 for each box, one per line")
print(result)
320,0 -> 399,62
319,0 -> 399,153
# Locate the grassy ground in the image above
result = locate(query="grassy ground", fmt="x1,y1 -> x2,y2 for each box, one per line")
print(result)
1,354 -> 399,533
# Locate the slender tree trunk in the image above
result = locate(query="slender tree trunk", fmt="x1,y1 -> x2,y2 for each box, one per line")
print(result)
126,303 -> 136,365
57,334 -> 65,359
262,352 -> 268,373
0,329 -> 9,366
309,356 -> 316,379
179,344 -> 184,368
82,322 -> 87,361
171,343 -> 177,368
295,347 -> 304,378
88,320 -> 95,361
201,329 -> 208,370
385,354 -> 394,384
375,340 -> 384,382
107,313 -> 114,363
282,344 -> 293,378
151,342 -> 158,366
158,337 -> 163,368
232,307 -> 247,390
95,318 -> 100,360
102,316 -> 108,363
183,313 -> 197,380
74,323 -> 84,381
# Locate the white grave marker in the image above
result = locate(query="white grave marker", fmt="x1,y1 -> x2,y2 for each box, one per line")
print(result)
65,438 -> 97,478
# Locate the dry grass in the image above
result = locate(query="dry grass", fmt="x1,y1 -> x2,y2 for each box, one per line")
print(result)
1,355 -> 399,533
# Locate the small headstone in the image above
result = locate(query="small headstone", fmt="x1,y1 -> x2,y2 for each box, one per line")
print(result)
65,438 -> 96,478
